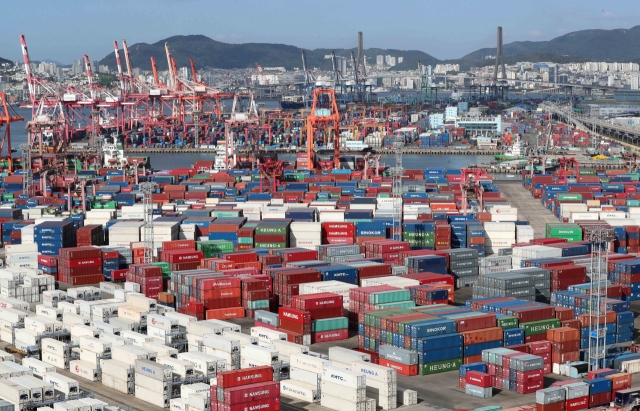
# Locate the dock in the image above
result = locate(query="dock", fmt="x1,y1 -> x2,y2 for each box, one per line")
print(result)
494,180 -> 559,238
118,147 -> 503,156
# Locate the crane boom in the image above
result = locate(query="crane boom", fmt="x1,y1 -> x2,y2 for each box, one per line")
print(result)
190,58 -> 198,83
301,50 -> 309,85
165,42 -> 174,89
113,41 -> 126,96
122,39 -> 133,84
83,55 -> 96,100
150,57 -> 160,87
19,35 -> 35,103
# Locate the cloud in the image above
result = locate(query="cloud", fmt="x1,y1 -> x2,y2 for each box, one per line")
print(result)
528,29 -> 543,38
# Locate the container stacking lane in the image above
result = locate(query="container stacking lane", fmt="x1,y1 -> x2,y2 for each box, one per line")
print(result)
495,181 -> 559,239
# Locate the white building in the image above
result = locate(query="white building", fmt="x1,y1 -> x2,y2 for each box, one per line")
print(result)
631,76 -> 640,90
429,113 -> 444,129
445,107 -> 458,118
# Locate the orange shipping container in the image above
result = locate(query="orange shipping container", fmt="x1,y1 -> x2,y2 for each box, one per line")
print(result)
605,373 -> 632,391
547,327 -> 579,342
576,311 -> 617,327
460,327 -> 503,344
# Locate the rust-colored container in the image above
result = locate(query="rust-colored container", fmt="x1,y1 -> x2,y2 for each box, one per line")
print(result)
460,327 -> 503,344
547,327 -> 580,342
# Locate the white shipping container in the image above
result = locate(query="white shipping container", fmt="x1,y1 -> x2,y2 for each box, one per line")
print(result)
101,373 -> 134,394
134,384 -> 170,408
290,353 -> 329,374
78,398 -> 106,411
41,338 -> 68,356
240,344 -> 278,364
203,334 -> 240,353
165,311 -> 197,327
270,340 -> 309,358
148,313 -> 178,331
322,366 -> 367,389
79,336 -> 111,354
22,357 -> 55,377
320,393 -> 367,411
171,399 -> 187,411
329,347 -> 371,364
142,342 -> 178,358
351,362 -> 396,383
117,306 -> 148,324
222,330 -> 257,346
177,352 -> 223,375
40,352 -> 69,369
180,383 -> 211,400
111,345 -> 153,366
41,372 -> 80,396
280,380 -> 319,403
134,373 -> 170,394
69,360 -> 100,381
98,333 -> 129,347
36,305 -> 63,321
322,380 -> 366,402
156,356 -> 195,378
250,327 -> 287,344
92,321 -> 121,336
126,294 -> 157,312
120,330 -> 153,347
365,379 -> 397,397
99,359 -> 133,381
290,368 -> 319,388
240,357 -> 270,369
396,388 -> 418,406
483,222 -> 516,232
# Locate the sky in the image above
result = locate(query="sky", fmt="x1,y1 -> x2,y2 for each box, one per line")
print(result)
2,0 -> 640,64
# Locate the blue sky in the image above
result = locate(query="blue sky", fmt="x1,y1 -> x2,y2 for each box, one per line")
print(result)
2,0 -> 640,64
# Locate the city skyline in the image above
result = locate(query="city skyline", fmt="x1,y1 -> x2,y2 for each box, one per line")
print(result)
1,0 -> 640,64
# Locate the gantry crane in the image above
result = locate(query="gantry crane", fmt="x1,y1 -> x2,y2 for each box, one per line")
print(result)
306,88 -> 341,170
224,91 -> 260,169
556,157 -> 579,184
460,168 -> 486,215
527,154 -> 546,179
0,92 -> 24,171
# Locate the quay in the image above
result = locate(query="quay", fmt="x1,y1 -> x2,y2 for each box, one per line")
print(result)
117,147 -> 504,156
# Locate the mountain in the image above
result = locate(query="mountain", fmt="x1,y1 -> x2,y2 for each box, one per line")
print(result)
0,56 -> 11,65
461,26 -> 640,63
98,35 -> 440,72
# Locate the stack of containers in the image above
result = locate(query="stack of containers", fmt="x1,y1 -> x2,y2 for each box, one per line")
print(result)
101,249 -> 121,281
213,366 -> 280,411
289,222 -> 322,250
479,256 -> 512,276
548,327 -> 580,373
41,337 -> 70,369
484,222 -> 515,255
254,221 -> 290,249
320,365 -> 370,411
516,225 -> 535,243
585,377 -> 613,408
126,265 -> 163,299
472,272 -> 536,301
134,358 -> 172,408
290,293 -> 348,343
38,255 -> 58,278
465,221 -> 486,257
35,221 -> 77,256
546,223 -> 582,242
444,248 -> 479,288
464,370 -> 493,398
482,348 -> 544,394
76,225 -> 105,246
352,361 -> 397,410
283,352 -> 324,403
321,222 -> 355,245
402,222 -> 434,248
535,387 -> 566,411
58,247 -> 104,286
108,221 -> 143,246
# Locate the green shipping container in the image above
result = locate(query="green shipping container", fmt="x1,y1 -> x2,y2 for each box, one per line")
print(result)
556,194 -> 582,201
521,319 -> 561,336
197,240 -> 234,254
238,237 -> 254,244
402,231 -> 435,239
369,290 -> 411,304
374,301 -> 416,310
419,358 -> 463,375
312,317 -> 348,332
578,170 -> 596,175
255,225 -> 289,235
497,316 -> 519,329
254,242 -> 287,249
213,211 -> 242,218
248,300 -> 269,309
151,262 -> 171,275
399,317 -> 438,335
366,309 -> 413,328
405,239 -> 436,247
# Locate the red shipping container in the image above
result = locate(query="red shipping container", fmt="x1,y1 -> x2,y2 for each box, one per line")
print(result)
278,307 -> 311,324
378,358 -> 418,376
588,392 -> 610,408
206,307 -> 245,320
38,255 -> 58,266
306,306 -> 344,320
547,327 -> 579,342
163,250 -> 204,263
217,381 -> 280,404
517,380 -> 544,394
551,340 -> 580,353
465,371 -> 492,388
516,369 -> 544,384
455,314 -> 496,332
216,367 -> 274,389
217,397 -> 280,411
59,246 -> 102,260
565,396 -> 588,411
460,327 -> 503,344
291,293 -> 343,310
512,306 -> 555,322
311,329 -> 348,343
535,403 -> 564,411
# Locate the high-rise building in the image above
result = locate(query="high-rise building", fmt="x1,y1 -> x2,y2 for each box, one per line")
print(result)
376,55 -> 384,66
631,76 -> 640,90
548,65 -> 558,83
